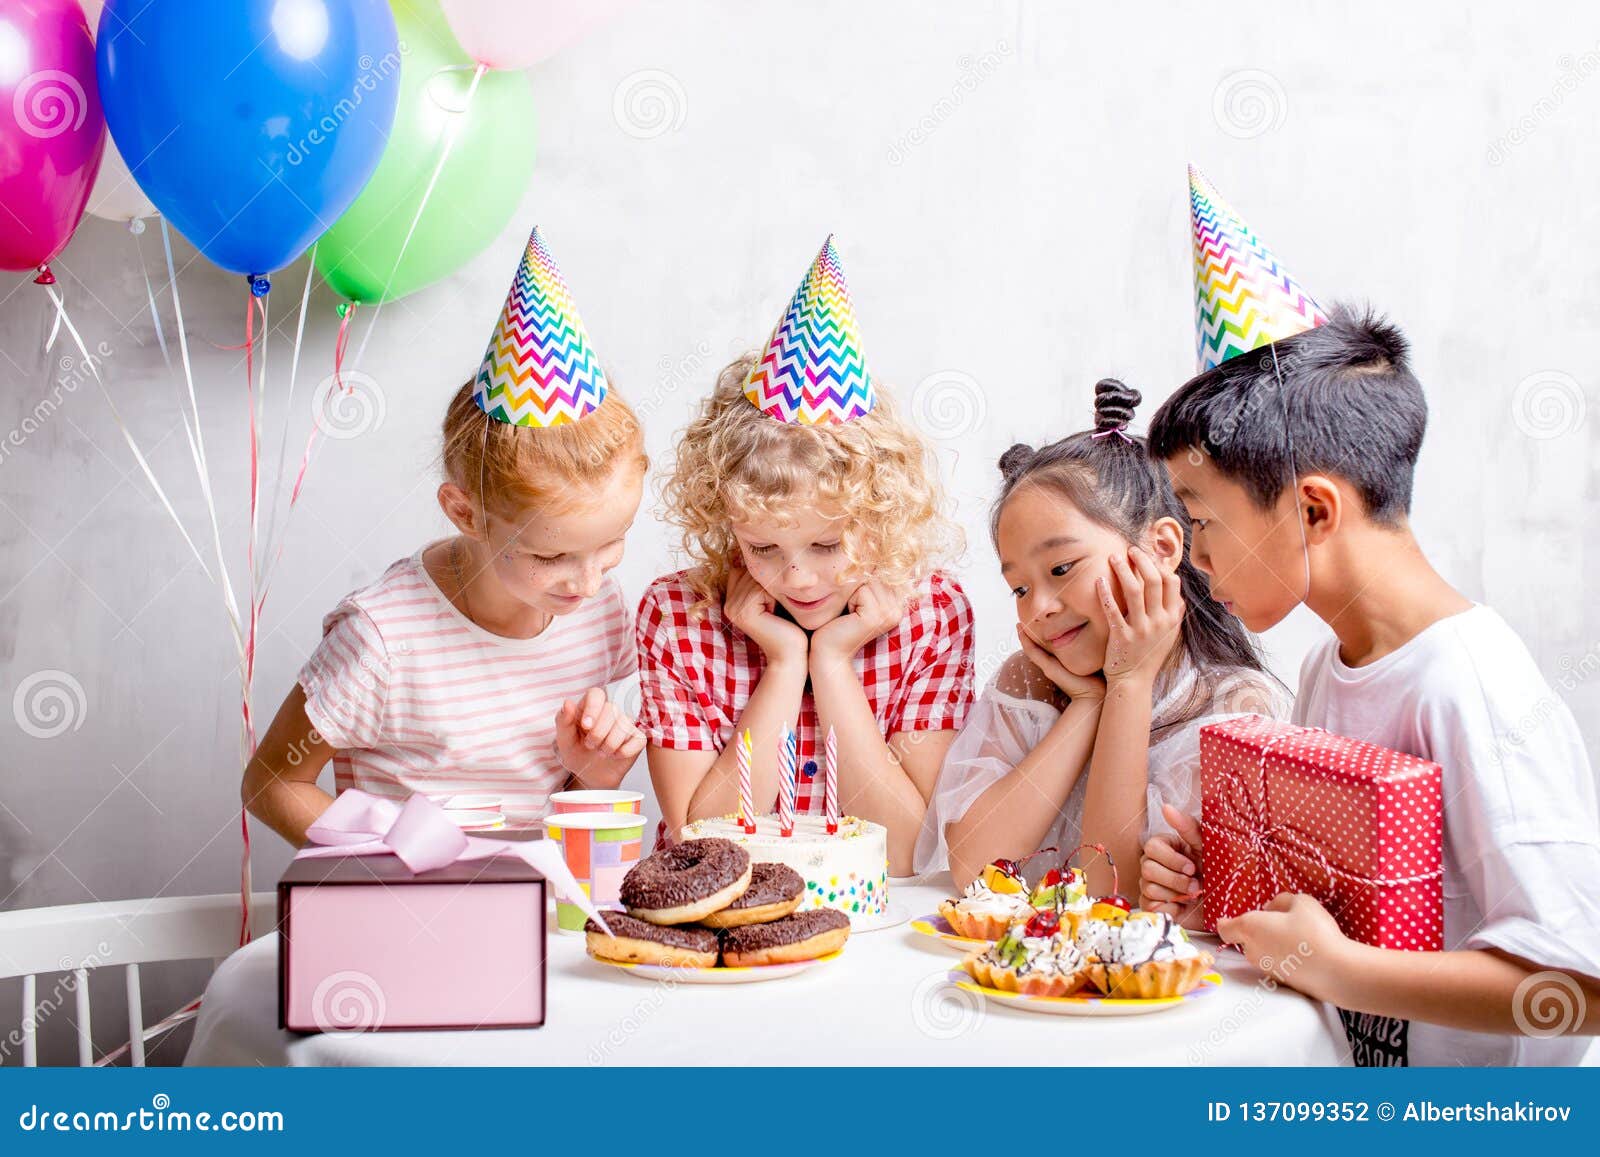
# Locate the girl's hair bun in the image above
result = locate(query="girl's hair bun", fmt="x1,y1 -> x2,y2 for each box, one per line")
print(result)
1093,378 -> 1141,432
998,442 -> 1036,480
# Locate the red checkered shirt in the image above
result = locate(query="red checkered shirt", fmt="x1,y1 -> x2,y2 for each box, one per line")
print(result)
636,569 -> 976,814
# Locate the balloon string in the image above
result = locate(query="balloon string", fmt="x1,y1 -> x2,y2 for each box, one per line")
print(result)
254,301 -> 353,615
161,219 -> 251,945
160,218 -> 246,660
239,289 -> 271,950
42,284 -> 219,587
257,246 -> 318,593
134,226 -> 172,369
93,995 -> 203,1067
352,61 -> 487,370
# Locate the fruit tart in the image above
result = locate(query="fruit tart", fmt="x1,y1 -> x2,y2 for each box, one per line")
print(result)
939,858 -> 1034,940
960,908 -> 1089,997
1083,909 -> 1214,999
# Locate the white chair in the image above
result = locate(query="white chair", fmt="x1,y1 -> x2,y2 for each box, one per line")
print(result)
0,892 -> 277,1066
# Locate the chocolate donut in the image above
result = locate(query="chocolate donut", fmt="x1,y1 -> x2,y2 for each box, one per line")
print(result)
584,912 -> 721,968
699,862 -> 805,928
720,907 -> 851,966
621,838 -> 752,925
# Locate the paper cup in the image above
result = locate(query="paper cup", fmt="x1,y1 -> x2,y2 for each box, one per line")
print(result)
548,789 -> 643,816
543,812 -> 648,932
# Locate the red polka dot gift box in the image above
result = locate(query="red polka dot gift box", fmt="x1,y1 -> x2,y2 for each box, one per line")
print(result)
1199,715 -> 1443,952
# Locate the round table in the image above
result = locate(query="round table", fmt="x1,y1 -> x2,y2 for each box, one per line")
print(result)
184,876 -> 1351,1066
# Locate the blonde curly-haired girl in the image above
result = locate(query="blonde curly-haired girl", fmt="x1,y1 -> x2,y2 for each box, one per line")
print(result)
636,239 -> 975,873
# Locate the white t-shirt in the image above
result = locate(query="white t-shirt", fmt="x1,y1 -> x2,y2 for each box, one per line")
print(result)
914,658 -> 1290,874
1295,604 -> 1600,1066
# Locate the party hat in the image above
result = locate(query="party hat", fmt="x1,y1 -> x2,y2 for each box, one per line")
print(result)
1189,166 -> 1327,373
473,227 -> 609,426
743,236 -> 876,424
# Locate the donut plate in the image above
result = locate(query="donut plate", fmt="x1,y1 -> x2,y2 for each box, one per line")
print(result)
909,913 -> 991,952
592,949 -> 845,984
947,969 -> 1222,1016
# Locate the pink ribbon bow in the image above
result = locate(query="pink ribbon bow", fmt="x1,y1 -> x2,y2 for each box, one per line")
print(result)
297,790 -> 611,933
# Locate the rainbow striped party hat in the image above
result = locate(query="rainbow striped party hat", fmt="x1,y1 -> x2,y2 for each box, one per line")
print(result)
473,227 -> 609,427
743,236 -> 876,424
1190,166 -> 1328,373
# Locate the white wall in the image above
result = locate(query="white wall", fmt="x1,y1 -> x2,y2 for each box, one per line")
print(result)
3,0 -> 1596,1063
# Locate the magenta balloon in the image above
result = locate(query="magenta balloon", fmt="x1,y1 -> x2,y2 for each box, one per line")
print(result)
0,0 -> 105,275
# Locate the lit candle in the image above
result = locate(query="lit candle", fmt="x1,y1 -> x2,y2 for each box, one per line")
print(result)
778,724 -> 796,837
824,726 -> 838,834
737,728 -> 755,833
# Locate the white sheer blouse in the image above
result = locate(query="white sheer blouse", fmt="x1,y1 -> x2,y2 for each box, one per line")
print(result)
912,657 -> 1291,875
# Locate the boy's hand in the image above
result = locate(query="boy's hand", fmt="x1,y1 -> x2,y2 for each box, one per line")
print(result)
812,579 -> 902,662
1141,803 -> 1203,915
556,687 -> 647,787
725,564 -> 809,665
1217,892 -> 1353,1001
1016,623 -> 1106,705
1098,545 -> 1184,688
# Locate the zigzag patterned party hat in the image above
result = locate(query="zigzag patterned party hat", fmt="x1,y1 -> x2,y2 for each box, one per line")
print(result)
1190,166 -> 1328,373
744,236 -> 876,424
473,227 -> 609,427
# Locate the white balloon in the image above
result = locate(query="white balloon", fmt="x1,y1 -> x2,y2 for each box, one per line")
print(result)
86,135 -> 158,223
81,0 -> 158,222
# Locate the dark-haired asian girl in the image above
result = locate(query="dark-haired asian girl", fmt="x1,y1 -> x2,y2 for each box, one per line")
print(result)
914,380 -> 1289,901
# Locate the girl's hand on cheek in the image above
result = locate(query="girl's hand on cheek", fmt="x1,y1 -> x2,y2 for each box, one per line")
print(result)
1016,623 -> 1105,704
725,563 -> 808,664
1098,545 -> 1184,688
813,579 -> 901,661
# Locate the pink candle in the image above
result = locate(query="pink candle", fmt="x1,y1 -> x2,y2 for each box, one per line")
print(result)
824,726 -> 838,834
737,728 -> 755,833
778,724 -> 796,837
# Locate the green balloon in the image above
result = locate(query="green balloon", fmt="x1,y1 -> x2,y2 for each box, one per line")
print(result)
315,0 -> 535,305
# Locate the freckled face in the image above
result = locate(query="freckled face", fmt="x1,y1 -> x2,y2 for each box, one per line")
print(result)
483,466 -> 644,616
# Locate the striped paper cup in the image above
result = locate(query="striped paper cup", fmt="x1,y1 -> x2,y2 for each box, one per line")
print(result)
542,811 -> 648,932
548,789 -> 643,815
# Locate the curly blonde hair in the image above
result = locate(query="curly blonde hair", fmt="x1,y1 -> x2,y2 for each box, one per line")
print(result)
661,355 -> 962,601
441,381 -> 648,520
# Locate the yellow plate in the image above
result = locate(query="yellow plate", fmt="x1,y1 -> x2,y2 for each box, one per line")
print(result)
948,969 -> 1222,1016
590,949 -> 844,984
909,913 -> 993,951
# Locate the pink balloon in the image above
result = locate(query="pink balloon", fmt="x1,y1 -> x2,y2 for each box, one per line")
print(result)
438,0 -> 633,70
0,0 -> 105,277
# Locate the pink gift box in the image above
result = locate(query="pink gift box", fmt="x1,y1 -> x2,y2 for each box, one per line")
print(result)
278,853 -> 546,1033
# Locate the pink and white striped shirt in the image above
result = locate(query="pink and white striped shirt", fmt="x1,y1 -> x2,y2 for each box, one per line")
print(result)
298,545 -> 636,823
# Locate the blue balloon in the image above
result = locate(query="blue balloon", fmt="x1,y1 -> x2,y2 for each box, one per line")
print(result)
96,0 -> 399,282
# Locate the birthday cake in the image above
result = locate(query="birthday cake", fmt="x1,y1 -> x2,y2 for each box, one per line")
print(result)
679,814 -> 888,926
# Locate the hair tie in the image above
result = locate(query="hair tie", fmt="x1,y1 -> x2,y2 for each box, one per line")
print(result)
1091,425 -> 1135,444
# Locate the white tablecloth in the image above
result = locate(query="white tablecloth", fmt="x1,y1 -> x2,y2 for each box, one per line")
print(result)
184,876 -> 1351,1066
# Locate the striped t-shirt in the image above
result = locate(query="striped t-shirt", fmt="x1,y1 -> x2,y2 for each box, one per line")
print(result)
298,545 -> 636,823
